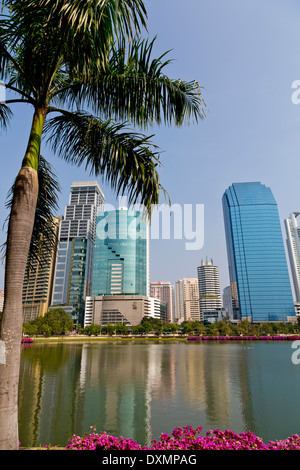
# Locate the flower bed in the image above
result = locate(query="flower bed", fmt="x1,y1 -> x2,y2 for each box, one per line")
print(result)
65,426 -> 300,450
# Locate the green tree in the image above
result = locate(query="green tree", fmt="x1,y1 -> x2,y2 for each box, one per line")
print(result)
132,324 -> 144,335
140,320 -> 153,334
22,322 -> 38,337
114,322 -> 128,335
193,321 -> 206,336
259,322 -> 274,336
102,323 -> 115,336
166,322 -> 181,334
217,321 -> 234,336
42,308 -> 74,335
235,320 -> 253,336
0,0 -> 205,449
84,323 -> 101,336
23,308 -> 74,336
141,316 -> 164,335
181,322 -> 194,334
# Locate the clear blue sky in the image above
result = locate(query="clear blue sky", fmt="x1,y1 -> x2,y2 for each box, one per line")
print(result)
1,0 -> 300,294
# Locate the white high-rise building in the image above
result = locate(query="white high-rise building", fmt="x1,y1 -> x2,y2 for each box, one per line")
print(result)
175,278 -> 200,322
150,281 -> 175,322
51,181 -> 105,326
285,212 -> 300,302
197,259 -> 222,321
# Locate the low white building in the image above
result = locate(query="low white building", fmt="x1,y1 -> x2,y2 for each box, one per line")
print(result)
84,294 -> 161,328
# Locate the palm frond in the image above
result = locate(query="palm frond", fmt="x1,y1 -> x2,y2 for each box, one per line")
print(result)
0,102 -> 12,129
2,0 -> 148,91
0,7 -> 43,99
45,110 -> 165,213
53,37 -> 206,129
39,0 -> 148,41
2,156 -> 61,275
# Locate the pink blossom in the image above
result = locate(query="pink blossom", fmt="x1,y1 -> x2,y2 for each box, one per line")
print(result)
64,426 -> 300,450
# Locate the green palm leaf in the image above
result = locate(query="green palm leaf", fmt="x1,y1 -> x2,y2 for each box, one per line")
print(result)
45,110 -> 164,212
3,156 -> 61,274
0,102 -> 12,128
53,37 -> 206,128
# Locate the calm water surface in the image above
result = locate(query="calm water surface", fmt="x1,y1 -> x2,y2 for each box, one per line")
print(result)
18,340 -> 300,447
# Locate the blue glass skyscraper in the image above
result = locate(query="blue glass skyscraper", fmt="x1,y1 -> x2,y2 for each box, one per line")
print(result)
92,208 -> 149,297
222,182 -> 295,322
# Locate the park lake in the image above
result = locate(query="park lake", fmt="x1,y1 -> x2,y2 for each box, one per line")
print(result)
18,339 -> 300,448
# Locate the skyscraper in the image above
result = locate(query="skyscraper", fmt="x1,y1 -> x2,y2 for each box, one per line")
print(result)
22,216 -> 61,322
222,286 -> 234,320
285,213 -> 300,302
92,207 -> 149,297
150,281 -> 175,322
197,259 -> 222,321
222,182 -> 295,322
51,181 -> 105,325
175,278 -> 200,322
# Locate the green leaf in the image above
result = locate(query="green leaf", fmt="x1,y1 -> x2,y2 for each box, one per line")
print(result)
0,102 -> 12,129
54,37 -> 206,128
2,155 -> 61,275
45,110 -> 165,213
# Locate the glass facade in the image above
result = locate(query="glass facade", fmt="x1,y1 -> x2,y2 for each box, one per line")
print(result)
222,182 -> 295,322
285,213 -> 300,302
92,209 -> 149,297
51,182 -> 105,325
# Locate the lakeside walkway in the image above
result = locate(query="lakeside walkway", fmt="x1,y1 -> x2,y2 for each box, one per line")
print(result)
22,333 -> 300,343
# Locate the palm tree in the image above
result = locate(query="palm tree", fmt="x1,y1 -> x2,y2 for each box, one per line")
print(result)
0,0 -> 205,449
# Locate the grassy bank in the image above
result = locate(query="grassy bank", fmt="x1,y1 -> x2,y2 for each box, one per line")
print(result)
30,334 -> 189,343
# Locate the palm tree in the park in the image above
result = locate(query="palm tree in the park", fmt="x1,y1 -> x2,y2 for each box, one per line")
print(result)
0,0 -> 205,449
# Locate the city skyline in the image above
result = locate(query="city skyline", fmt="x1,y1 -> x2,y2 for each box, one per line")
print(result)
18,177 -> 300,323
1,1 -> 300,297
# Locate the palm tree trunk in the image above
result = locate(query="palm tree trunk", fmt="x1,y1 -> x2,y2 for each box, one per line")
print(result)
0,167 -> 39,450
0,108 -> 44,450
0,167 -> 38,450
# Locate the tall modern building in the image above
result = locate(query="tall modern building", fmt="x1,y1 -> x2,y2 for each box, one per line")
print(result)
92,208 -> 149,297
285,213 -> 300,302
150,281 -> 175,322
197,259 -> 222,321
222,182 -> 295,322
175,278 -> 200,322
51,181 -> 105,326
222,286 -> 234,320
22,216 -> 61,322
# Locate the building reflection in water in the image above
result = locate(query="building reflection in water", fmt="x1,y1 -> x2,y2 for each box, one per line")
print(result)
18,341 -> 300,447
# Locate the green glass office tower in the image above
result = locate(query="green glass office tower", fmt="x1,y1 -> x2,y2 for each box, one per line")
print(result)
92,208 -> 149,297
222,182 -> 295,322
51,181 -> 105,325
